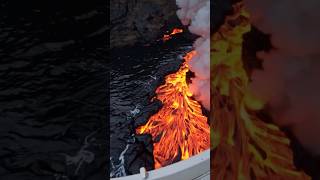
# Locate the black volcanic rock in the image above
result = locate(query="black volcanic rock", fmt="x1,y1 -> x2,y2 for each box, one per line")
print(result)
134,100 -> 162,129
110,0 -> 181,49
125,134 -> 154,175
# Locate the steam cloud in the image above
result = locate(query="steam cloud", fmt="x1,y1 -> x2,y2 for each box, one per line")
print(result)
244,0 -> 320,155
176,0 -> 210,110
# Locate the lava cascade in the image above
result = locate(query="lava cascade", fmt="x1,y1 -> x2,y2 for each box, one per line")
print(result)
210,2 -> 310,180
137,51 -> 210,169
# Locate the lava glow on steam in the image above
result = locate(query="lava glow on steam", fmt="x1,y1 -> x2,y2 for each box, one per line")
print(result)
136,51 -> 210,169
211,2 -> 310,180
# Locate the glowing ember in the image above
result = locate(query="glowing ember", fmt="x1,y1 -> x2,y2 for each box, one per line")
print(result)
136,51 -> 210,169
162,28 -> 183,41
211,2 -> 310,179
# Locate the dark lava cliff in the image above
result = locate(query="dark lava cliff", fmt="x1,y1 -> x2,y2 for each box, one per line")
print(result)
110,0 -> 181,49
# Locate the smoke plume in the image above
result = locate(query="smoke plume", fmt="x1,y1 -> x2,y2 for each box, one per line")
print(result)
176,0 -> 210,109
243,0 -> 320,155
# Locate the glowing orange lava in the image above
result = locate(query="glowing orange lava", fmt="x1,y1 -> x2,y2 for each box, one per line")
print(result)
136,51 -> 210,169
162,28 -> 183,41
211,2 -> 310,179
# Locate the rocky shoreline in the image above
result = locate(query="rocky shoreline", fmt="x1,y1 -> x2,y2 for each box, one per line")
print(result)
110,0 -> 183,49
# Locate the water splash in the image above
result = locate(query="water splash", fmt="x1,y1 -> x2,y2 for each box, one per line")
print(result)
110,135 -> 136,178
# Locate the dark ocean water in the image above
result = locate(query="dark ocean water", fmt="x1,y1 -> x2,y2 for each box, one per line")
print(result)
109,41 -> 193,177
0,1 -> 107,180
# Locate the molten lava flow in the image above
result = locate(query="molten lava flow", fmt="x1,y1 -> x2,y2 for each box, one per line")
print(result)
162,28 -> 184,41
137,51 -> 210,169
211,2 -> 310,180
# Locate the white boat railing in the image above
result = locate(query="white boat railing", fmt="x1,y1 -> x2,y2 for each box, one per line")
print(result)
111,149 -> 210,180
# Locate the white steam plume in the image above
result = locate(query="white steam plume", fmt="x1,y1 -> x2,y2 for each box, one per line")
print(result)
176,0 -> 210,110
244,0 -> 320,155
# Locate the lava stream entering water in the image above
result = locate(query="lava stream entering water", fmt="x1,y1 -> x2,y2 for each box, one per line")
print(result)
136,51 -> 210,169
162,28 -> 183,41
211,2 -> 310,179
